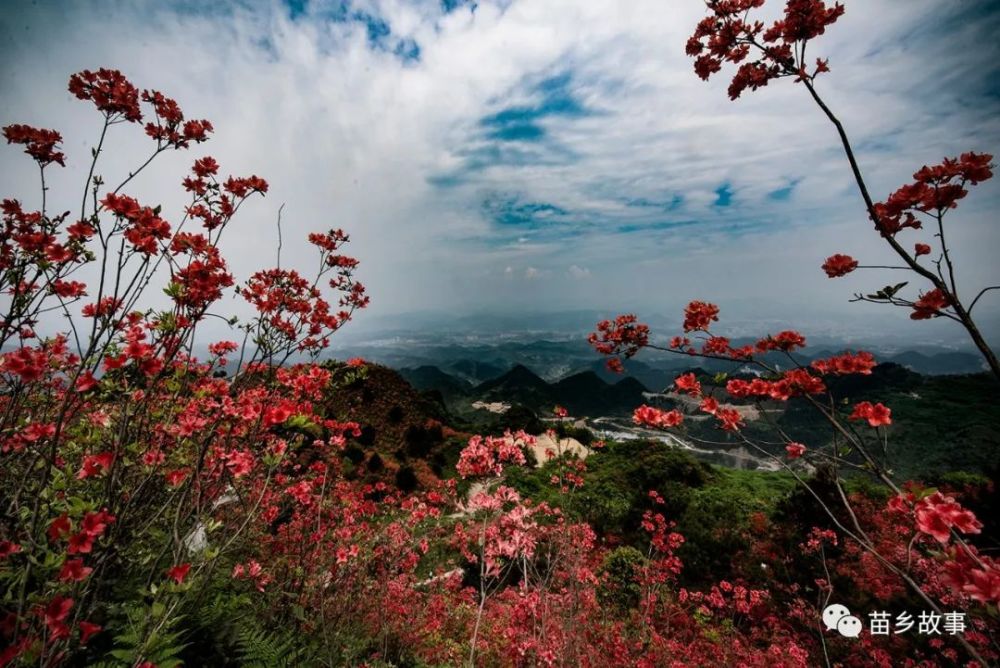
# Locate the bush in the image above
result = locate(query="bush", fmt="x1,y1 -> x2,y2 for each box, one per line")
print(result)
598,546 -> 647,611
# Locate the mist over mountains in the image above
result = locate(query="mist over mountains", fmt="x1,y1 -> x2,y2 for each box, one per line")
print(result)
326,310 -> 989,385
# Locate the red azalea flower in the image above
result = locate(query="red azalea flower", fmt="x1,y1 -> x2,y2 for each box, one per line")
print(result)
67,532 -> 95,555
589,314 -> 650,358
821,253 -> 858,278
2,124 -> 66,167
911,288 -> 951,320
66,220 -> 96,239
75,371 -> 98,392
164,469 -> 189,487
48,514 -> 71,542
811,350 -> 876,375
192,156 -> 219,177
79,621 -> 102,645
848,401 -> 892,427
633,405 -> 684,429
167,563 -> 191,584
963,566 -> 1000,604
674,373 -> 702,396
915,492 -> 983,544
0,540 -> 22,559
42,596 -> 74,637
682,301 -> 719,332
68,69 -> 142,121
77,452 -> 114,479
605,357 -> 624,374
716,408 -> 744,432
58,558 -> 93,582
785,443 -> 806,459
80,510 -> 114,536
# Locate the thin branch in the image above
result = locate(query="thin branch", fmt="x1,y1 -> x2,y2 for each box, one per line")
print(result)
969,286 -> 1000,314
276,203 -> 285,270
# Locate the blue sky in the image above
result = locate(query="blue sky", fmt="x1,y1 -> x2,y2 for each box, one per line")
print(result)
1,0 -> 998,345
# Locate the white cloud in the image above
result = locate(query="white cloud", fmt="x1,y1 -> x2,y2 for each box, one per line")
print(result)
0,0 -> 997,345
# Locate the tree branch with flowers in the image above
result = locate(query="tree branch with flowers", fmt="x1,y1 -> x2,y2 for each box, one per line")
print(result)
686,0 -> 999,380
587,1 -> 998,664
0,68 -> 367,666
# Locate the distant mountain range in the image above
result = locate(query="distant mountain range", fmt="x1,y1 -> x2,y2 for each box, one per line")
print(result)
382,340 -> 984,388
400,363 -> 649,417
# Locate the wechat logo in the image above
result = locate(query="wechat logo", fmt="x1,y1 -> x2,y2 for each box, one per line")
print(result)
823,603 -> 863,638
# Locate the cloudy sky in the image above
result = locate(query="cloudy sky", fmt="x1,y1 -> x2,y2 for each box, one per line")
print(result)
1,0 -> 998,345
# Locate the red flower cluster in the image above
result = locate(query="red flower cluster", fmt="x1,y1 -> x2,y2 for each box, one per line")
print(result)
941,546 -> 1000,606
1,199 -> 86,274
0,541 -> 22,558
913,492 -> 983,544
588,314 -> 650,359
673,372 -> 702,396
41,596 -> 74,641
142,89 -> 213,149
0,67 -> 381,667
51,510 -> 115,555
873,152 -> 993,236
456,431 -> 531,478
633,405 -> 684,429
698,397 -> 745,431
68,69 -> 142,122
0,336 -> 76,389
810,350 -> 876,375
81,296 -> 122,320
682,300 -> 719,332
785,442 -> 806,459
821,253 -> 858,278
183,159 -> 268,231
911,288 -> 950,320
58,558 -> 93,583
77,452 -> 114,480
848,401 -> 892,427
101,193 -> 171,256
755,330 -> 807,352
687,0 -> 844,99
240,267 -> 355,354
224,175 -> 269,198
2,125 -> 66,167
724,368 -> 825,402
169,233 -> 233,313
166,563 -> 191,585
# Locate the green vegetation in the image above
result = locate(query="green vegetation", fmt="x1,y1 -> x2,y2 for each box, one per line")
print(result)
505,440 -> 798,584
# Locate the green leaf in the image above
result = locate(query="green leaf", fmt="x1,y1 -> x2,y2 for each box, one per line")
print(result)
889,281 -> 908,295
